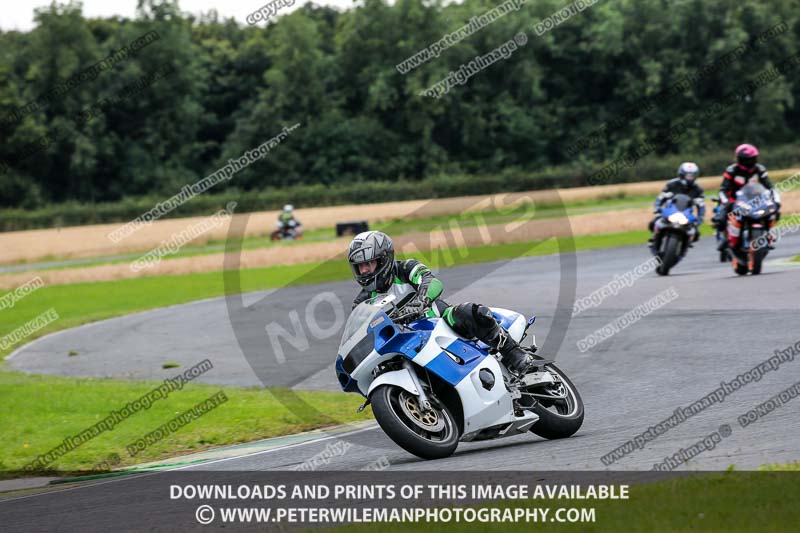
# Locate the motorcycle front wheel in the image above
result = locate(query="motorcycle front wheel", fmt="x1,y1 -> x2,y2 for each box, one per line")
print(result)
749,228 -> 768,275
370,385 -> 460,459
732,256 -> 749,276
657,234 -> 680,275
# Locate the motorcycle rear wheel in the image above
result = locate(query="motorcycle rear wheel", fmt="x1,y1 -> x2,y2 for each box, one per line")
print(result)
523,359 -> 585,440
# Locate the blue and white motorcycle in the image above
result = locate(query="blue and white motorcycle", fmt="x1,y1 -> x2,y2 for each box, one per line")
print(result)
650,193 -> 700,275
335,294 -> 584,459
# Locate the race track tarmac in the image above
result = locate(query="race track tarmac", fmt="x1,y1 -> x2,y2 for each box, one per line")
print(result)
8,234 -> 800,471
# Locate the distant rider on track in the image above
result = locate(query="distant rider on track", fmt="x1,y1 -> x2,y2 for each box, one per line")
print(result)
714,144 -> 778,251
274,204 -> 302,239
278,204 -> 299,230
648,162 -> 705,242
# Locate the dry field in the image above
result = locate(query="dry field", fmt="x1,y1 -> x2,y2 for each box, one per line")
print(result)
0,208 -> 650,289
2,189 -> 799,290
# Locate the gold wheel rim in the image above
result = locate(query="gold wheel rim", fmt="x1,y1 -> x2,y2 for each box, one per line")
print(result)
398,391 -> 444,431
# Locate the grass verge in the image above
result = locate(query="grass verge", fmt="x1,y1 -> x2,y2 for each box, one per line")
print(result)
337,468 -> 800,532
0,370 -> 367,475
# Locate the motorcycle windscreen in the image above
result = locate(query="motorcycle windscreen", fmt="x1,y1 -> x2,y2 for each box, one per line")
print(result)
340,302 -> 381,348
739,183 -> 767,201
670,193 -> 693,211
338,302 -> 383,375
737,186 -> 773,217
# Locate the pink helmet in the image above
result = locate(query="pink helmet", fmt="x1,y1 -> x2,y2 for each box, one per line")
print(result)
735,144 -> 759,170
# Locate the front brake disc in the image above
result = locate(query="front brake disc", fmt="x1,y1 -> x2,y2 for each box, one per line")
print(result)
398,391 -> 445,432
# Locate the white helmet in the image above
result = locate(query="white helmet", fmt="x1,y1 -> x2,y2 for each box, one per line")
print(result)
677,162 -> 699,182
283,204 -> 293,212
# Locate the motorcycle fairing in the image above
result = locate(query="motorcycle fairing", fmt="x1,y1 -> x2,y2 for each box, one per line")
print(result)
337,303 -> 539,435
659,202 -> 698,225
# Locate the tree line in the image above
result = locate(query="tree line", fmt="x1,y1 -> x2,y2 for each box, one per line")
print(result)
1,0 -> 799,214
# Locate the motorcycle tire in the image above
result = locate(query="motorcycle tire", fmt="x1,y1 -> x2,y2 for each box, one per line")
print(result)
370,385 -> 460,460
657,235 -> 680,276
526,359 -> 585,440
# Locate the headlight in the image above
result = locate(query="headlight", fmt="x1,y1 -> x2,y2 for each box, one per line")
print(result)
668,212 -> 688,225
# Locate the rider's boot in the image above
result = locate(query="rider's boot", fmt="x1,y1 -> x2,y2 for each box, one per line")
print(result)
718,210 -> 736,251
484,326 -> 533,375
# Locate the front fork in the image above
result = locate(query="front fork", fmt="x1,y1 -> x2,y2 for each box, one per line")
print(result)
403,360 -> 432,411
359,362 -> 431,413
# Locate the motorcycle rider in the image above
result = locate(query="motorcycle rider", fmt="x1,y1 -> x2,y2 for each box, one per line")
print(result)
714,144 -> 777,250
648,162 -> 705,242
348,231 -> 533,374
277,204 -> 301,236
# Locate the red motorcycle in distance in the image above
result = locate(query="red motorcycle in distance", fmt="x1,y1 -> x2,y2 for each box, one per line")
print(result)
270,219 -> 303,241
726,183 -> 779,276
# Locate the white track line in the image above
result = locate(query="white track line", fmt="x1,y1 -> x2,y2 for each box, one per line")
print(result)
0,424 -> 378,504
167,424 -> 378,471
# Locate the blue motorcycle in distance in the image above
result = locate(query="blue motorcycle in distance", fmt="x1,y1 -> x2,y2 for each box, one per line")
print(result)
650,193 -> 699,275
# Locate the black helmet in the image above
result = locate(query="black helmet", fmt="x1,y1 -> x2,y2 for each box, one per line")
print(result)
347,231 -> 394,292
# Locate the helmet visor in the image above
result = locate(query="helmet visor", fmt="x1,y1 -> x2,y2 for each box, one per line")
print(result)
738,156 -> 757,168
354,260 -> 378,276
350,255 -> 390,289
